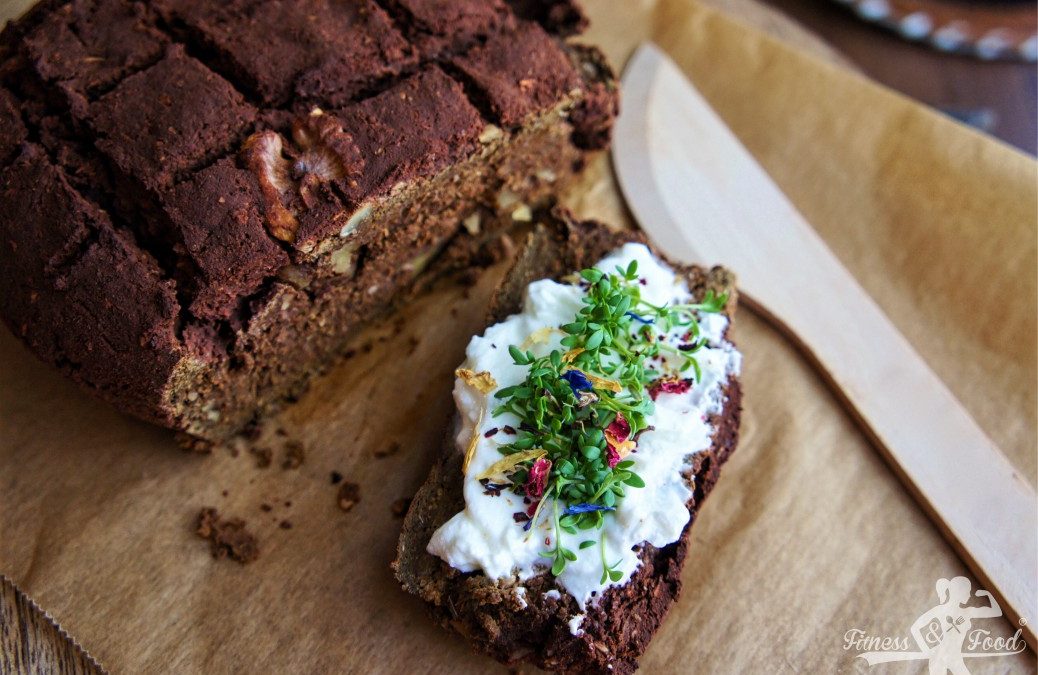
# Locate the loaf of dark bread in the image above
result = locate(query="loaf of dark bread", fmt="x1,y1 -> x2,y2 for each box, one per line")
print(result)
394,212 -> 742,674
0,0 -> 617,440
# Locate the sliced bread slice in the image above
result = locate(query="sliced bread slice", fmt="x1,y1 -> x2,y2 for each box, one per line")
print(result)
394,210 -> 742,674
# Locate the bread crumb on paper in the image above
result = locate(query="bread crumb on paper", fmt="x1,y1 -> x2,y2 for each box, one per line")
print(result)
196,508 -> 259,564
338,482 -> 361,512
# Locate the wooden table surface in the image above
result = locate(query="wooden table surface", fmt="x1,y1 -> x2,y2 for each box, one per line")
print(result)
759,0 -> 1038,155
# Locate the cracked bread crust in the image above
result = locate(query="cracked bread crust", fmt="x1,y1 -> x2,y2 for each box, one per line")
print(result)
394,213 -> 743,674
0,0 -> 618,439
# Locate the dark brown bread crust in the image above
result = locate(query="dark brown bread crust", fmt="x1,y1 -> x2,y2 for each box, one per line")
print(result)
0,0 -> 619,439
394,213 -> 742,674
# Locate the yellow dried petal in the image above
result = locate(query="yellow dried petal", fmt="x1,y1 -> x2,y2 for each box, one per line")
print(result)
614,440 -> 636,460
560,272 -> 582,284
562,348 -> 585,363
476,448 -> 548,481
521,326 -> 558,349
455,368 -> 498,393
462,403 -> 486,474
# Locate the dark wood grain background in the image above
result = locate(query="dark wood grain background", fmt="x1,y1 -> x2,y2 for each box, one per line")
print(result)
761,0 -> 1037,155
0,577 -> 104,674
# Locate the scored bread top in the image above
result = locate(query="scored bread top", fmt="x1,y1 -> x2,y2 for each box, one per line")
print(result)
0,0 -> 617,425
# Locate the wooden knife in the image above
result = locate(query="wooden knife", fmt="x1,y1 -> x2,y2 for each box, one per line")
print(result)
612,43 -> 1036,647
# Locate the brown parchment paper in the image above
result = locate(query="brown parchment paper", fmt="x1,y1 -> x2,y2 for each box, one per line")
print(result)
1,0 -> 1035,672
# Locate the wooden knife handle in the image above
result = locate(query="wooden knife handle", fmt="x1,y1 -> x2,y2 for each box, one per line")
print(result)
742,261 -> 1037,648
614,43 -> 1037,647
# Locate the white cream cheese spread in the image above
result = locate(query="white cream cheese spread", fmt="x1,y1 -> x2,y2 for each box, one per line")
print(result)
428,243 -> 740,609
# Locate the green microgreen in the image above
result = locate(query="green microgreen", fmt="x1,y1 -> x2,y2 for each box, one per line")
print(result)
600,532 -> 624,584
491,258 -> 727,581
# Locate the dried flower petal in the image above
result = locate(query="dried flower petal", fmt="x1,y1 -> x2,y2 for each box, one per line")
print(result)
521,326 -> 558,349
604,412 -> 636,467
605,411 -> 631,445
576,390 -> 599,408
561,369 -> 593,396
625,311 -> 654,324
525,458 -> 552,499
562,503 -> 615,516
562,348 -> 585,363
564,367 -> 622,394
461,403 -> 485,474
648,377 -> 693,400
523,499 -> 541,531
456,368 -> 498,393
584,371 -> 622,394
476,448 -> 548,481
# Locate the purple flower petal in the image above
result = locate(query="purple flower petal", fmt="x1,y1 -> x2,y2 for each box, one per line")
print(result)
625,311 -> 654,324
561,370 -> 593,396
562,503 -> 616,516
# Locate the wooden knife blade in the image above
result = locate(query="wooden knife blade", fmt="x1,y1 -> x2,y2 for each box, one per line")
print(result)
612,42 -> 1036,646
